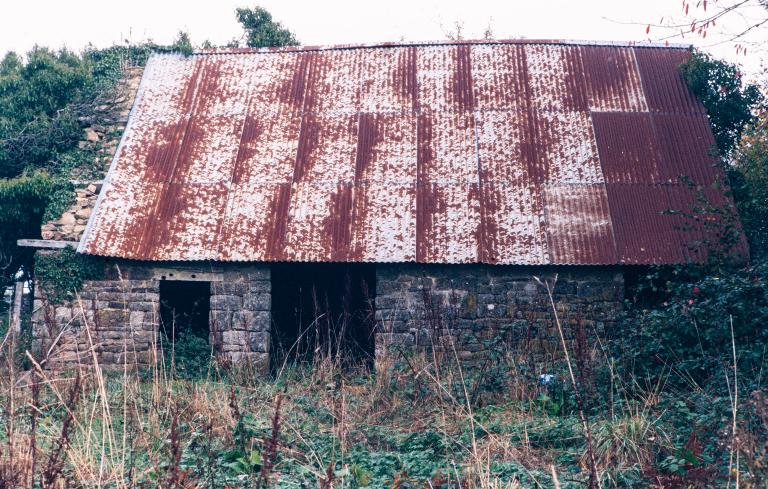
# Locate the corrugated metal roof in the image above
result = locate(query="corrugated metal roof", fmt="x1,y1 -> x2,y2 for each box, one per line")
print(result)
79,39 -> 744,265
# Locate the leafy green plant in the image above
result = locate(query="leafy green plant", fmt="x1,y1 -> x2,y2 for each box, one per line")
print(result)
0,173 -> 73,288
681,50 -> 764,157
164,331 -> 212,379
730,112 -> 768,259
234,7 -> 299,48
34,247 -> 102,302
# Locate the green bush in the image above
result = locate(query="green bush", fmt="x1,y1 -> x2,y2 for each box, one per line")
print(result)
34,247 -> 103,302
0,173 -> 72,288
163,331 -> 212,379
613,262 -> 768,391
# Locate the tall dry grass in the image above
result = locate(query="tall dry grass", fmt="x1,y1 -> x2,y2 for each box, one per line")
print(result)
0,288 -> 536,488
1,274 -> 760,488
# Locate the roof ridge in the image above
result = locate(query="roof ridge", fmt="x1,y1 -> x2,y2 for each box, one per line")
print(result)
192,38 -> 691,56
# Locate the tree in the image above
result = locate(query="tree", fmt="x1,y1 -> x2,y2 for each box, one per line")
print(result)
730,111 -> 768,258
680,51 -> 766,259
644,1 -> 768,56
0,48 -> 92,178
235,6 -> 299,48
170,31 -> 194,56
681,50 -> 764,156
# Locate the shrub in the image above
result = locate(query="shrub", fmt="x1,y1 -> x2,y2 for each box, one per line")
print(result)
34,247 -> 103,302
163,330 -> 213,379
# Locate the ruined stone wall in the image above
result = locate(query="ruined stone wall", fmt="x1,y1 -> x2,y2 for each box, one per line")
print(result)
41,67 -> 143,243
41,183 -> 100,241
374,264 -> 624,370
31,256 -> 271,371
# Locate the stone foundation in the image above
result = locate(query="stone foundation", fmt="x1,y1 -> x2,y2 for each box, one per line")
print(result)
32,256 -> 271,371
374,264 -> 624,369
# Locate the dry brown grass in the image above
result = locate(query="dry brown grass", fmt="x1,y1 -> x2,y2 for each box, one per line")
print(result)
0,299 -> 548,488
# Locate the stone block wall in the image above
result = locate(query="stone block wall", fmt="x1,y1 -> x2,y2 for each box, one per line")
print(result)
374,264 -> 624,370
31,255 -> 271,371
32,255 -> 625,374
209,265 -> 271,370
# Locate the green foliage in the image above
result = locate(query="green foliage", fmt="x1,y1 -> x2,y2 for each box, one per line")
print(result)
170,31 -> 194,56
0,48 -> 98,178
0,48 -> 90,121
235,6 -> 299,48
681,50 -> 764,156
679,52 -> 767,261
42,181 -> 75,222
0,173 -> 71,286
163,332 -> 212,379
34,247 -> 102,302
614,262 -> 768,390
730,112 -> 768,258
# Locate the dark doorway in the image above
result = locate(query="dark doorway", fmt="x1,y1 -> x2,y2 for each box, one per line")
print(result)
270,263 -> 375,370
159,280 -> 211,346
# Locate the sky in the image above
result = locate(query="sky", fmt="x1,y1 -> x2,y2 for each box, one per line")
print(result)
0,0 -> 765,77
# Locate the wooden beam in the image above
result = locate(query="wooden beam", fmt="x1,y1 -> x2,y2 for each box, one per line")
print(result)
10,281 -> 23,336
69,179 -> 104,188
17,239 -> 79,250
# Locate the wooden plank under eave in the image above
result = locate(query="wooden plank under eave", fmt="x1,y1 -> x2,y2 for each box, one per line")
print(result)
17,239 -> 79,250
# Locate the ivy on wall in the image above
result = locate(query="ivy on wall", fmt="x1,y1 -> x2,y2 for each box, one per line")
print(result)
0,173 -> 72,300
35,247 -> 103,302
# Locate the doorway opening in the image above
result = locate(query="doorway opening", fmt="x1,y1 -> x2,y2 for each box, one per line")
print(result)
159,280 -> 211,373
270,263 -> 375,371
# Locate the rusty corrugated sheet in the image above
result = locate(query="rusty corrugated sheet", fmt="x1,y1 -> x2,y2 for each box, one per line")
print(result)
544,184 -> 617,264
79,40 -> 743,265
592,112 -> 661,184
634,47 -> 704,114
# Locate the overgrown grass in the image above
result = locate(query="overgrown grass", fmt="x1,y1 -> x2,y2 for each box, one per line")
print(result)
1,275 -> 767,488
1,348 -> 765,487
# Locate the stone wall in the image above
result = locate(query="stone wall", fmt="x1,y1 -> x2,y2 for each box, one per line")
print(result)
31,256 -> 271,371
33,256 -> 625,373
374,264 -> 624,369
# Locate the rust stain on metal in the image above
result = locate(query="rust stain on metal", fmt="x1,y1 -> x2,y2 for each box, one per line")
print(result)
581,46 -> 648,112
525,44 -> 588,112
80,41 -> 743,265
470,44 -> 528,112
534,111 -> 603,184
416,182 -> 481,263
351,183 -> 416,262
652,113 -> 720,185
543,184 -> 617,264
592,112 -> 661,183
219,183 -> 293,261
479,183 -> 548,264
606,184 -> 686,264
634,48 -> 704,114
294,113 -> 358,183
453,45 -> 474,111
475,110 -> 534,184
417,112 -> 477,183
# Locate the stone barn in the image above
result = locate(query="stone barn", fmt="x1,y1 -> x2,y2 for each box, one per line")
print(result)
23,40 -> 745,372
